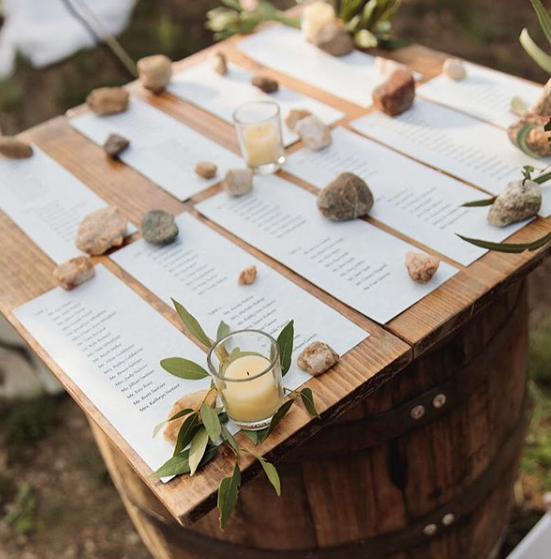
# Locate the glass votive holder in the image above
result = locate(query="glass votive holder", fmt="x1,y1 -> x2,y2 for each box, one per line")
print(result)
207,329 -> 284,431
233,101 -> 285,175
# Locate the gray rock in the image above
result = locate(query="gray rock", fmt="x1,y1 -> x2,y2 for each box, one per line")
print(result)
295,115 -> 332,151
224,168 -> 253,197
312,23 -> 354,57
317,172 -> 374,221
488,179 -> 542,227
103,133 -> 130,158
142,210 -> 179,245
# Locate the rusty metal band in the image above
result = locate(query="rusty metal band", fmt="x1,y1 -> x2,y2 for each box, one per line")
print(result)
124,389 -> 529,559
288,284 -> 526,459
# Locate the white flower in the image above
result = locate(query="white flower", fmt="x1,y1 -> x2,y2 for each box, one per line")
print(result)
240,0 -> 259,11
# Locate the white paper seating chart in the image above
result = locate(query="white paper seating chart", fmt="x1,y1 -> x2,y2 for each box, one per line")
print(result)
196,176 -> 458,324
0,147 -> 115,263
111,213 -> 369,392
71,98 -> 243,201
285,128 -> 529,266
237,25 -> 383,107
13,265 -> 210,476
168,61 -> 344,147
351,99 -> 551,217
418,61 -> 541,128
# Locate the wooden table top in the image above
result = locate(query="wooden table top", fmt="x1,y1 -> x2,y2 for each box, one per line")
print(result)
1,29 -> 549,524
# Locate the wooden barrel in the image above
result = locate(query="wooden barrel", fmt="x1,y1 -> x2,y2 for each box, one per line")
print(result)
90,280 -> 529,559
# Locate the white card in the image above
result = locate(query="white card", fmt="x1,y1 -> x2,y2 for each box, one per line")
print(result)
418,61 -> 541,128
0,147 -> 122,263
351,99 -> 551,217
111,212 -> 368,393
70,98 -> 243,201
237,25 -> 383,107
168,61 -> 344,147
285,128 -> 530,266
196,175 -> 458,324
13,265 -> 209,476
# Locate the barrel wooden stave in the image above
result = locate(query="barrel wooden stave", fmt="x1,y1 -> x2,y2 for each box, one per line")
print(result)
90,281 -> 528,559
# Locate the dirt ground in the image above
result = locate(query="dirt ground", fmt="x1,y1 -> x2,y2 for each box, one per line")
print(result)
1,1 -> 551,558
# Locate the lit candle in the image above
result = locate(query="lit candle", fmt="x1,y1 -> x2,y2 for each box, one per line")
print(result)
221,354 -> 282,423
302,1 -> 336,42
242,123 -> 283,168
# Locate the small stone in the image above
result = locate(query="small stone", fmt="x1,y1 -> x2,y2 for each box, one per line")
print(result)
312,23 -> 353,57
195,161 -> 218,179
86,87 -> 129,116
529,77 -> 551,116
224,168 -> 253,197
251,75 -> 279,93
285,109 -> 312,131
141,210 -> 179,245
405,252 -> 440,283
211,51 -> 228,75
53,257 -> 95,291
103,133 -> 130,158
0,137 -> 33,159
295,115 -> 332,150
164,390 -> 217,443
238,265 -> 257,285
372,68 -> 415,116
375,57 -> 406,78
443,58 -> 467,80
137,54 -> 173,92
317,172 -> 374,222
298,341 -> 339,376
488,180 -> 542,227
76,206 -> 127,255
507,115 -> 551,157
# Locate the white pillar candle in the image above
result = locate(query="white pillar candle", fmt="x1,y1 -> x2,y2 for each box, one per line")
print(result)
302,1 -> 336,42
222,354 -> 282,423
242,122 -> 283,167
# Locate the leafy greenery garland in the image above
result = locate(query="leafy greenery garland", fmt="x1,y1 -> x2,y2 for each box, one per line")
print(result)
151,299 -> 319,529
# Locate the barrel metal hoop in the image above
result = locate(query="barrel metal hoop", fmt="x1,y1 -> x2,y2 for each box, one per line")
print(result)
124,392 -> 529,559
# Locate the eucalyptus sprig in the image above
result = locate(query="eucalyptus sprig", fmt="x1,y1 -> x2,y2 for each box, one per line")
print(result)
152,299 -> 319,529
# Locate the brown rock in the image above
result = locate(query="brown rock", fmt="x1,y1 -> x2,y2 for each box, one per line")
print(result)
238,265 -> 257,285
103,133 -> 130,158
53,257 -> 95,291
251,75 -> 279,93
76,206 -> 128,256
372,68 -> 415,116
211,51 -> 228,75
0,137 -> 33,159
529,76 -> 551,116
297,341 -> 339,376
312,23 -> 354,57
137,54 -> 173,92
507,115 -> 551,157
86,87 -> 129,116
224,168 -> 253,197
317,172 -> 373,221
285,109 -> 312,131
405,252 -> 440,283
295,115 -> 331,150
195,161 -> 218,179
163,390 -> 217,443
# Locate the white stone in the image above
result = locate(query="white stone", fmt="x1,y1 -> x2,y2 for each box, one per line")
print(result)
295,115 -> 332,151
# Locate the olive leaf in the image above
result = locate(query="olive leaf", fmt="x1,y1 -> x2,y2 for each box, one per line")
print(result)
173,413 -> 200,456
152,407 -> 194,438
457,231 -> 551,253
189,427 -> 210,476
171,298 -> 212,348
160,357 -> 209,380
520,28 -> 551,74
216,321 -> 231,341
517,123 -> 542,159
221,423 -> 238,454
299,388 -> 320,418
243,428 -> 268,445
531,0 -> 551,47
151,445 -> 219,479
201,402 -> 222,443
261,399 -> 295,442
276,320 -> 294,377
217,463 -> 241,530
461,196 -> 497,208
256,455 -> 281,497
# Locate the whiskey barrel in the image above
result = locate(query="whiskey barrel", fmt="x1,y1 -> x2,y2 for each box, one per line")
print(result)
90,280 -> 529,559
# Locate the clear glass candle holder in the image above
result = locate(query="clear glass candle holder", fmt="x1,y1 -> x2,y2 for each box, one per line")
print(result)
233,101 -> 285,175
207,329 -> 284,431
